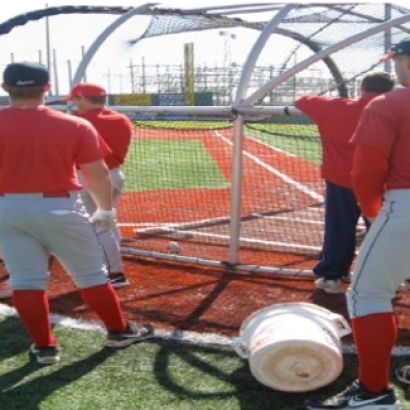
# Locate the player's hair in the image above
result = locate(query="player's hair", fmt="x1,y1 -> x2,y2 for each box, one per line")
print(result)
6,86 -> 45,99
361,71 -> 395,94
83,96 -> 106,104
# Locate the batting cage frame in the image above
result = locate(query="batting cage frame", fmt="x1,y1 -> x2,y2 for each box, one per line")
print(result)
1,3 -> 410,276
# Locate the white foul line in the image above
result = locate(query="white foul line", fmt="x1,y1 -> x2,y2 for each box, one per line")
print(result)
213,130 -> 324,203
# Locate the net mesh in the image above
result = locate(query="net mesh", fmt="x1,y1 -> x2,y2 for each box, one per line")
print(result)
118,115 -> 320,268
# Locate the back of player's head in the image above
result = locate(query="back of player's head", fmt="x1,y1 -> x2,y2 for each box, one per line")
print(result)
361,71 -> 395,94
3,61 -> 49,88
63,83 -> 107,104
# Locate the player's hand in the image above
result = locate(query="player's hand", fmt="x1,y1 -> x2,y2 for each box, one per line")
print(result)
90,209 -> 116,234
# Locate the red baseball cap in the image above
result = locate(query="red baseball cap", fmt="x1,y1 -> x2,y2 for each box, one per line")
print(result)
63,82 -> 107,100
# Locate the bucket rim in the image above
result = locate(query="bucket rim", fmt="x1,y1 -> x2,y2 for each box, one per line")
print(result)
238,302 -> 340,334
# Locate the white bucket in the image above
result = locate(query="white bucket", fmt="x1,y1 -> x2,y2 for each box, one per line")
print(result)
232,302 -> 351,392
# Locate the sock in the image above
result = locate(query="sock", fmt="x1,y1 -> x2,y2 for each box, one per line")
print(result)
79,283 -> 127,332
352,312 -> 397,392
13,290 -> 56,347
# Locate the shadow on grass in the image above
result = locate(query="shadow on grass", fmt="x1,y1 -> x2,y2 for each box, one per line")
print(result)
0,316 -> 408,410
149,339 -> 360,410
149,339 -> 410,410
0,316 -> 116,410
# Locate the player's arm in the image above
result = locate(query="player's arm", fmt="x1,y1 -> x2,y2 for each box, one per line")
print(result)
116,119 -> 133,163
79,160 -> 112,211
351,144 -> 388,218
98,133 -> 112,160
80,160 -> 115,233
350,104 -> 391,219
75,119 -> 112,211
75,120 -> 115,232
294,95 -> 333,121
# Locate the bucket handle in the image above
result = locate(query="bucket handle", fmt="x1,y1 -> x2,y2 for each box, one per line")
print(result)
231,337 -> 248,359
328,313 -> 352,337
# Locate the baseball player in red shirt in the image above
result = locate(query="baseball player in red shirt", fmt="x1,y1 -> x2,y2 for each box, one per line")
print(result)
303,40 -> 410,410
63,83 -> 133,288
0,62 -> 153,364
295,72 -> 394,294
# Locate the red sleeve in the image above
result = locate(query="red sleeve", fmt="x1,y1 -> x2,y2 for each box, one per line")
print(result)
294,95 -> 334,122
97,134 -> 112,158
112,117 -> 132,163
75,122 -> 104,165
351,144 -> 388,217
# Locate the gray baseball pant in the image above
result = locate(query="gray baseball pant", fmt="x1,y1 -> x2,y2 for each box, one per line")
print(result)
347,189 -> 410,318
77,168 -> 124,273
0,192 -> 108,290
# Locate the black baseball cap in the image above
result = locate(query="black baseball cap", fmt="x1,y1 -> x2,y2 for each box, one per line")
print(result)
380,38 -> 410,60
3,61 -> 49,87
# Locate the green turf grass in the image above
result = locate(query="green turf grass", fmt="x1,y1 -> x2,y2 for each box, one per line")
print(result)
0,314 -> 410,410
123,139 -> 229,192
245,125 -> 322,165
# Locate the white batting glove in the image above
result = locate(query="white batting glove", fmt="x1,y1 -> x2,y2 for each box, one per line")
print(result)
90,209 -> 116,234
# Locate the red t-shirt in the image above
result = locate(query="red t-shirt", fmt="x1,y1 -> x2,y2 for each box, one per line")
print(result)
77,108 -> 132,169
75,134 -> 111,170
0,106 -> 103,193
295,94 -> 377,188
351,87 -> 410,217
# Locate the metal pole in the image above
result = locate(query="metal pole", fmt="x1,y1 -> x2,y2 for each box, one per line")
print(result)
53,49 -> 59,95
129,58 -> 135,93
228,4 -> 297,265
67,59 -> 72,90
219,30 -> 236,104
106,68 -> 111,94
45,3 -> 52,95
235,4 -> 297,105
141,57 -> 146,93
384,4 -> 392,74
81,46 -> 87,82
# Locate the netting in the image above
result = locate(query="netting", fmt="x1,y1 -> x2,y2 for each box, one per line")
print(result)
0,3 -> 409,271
1,4 -> 409,99
129,3 -> 410,100
116,113 -> 360,271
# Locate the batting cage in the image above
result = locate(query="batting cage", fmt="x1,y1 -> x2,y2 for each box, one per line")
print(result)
1,3 -> 410,274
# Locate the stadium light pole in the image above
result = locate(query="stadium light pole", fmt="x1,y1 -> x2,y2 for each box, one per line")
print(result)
219,30 -> 236,104
219,30 -> 236,67
45,3 -> 52,95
